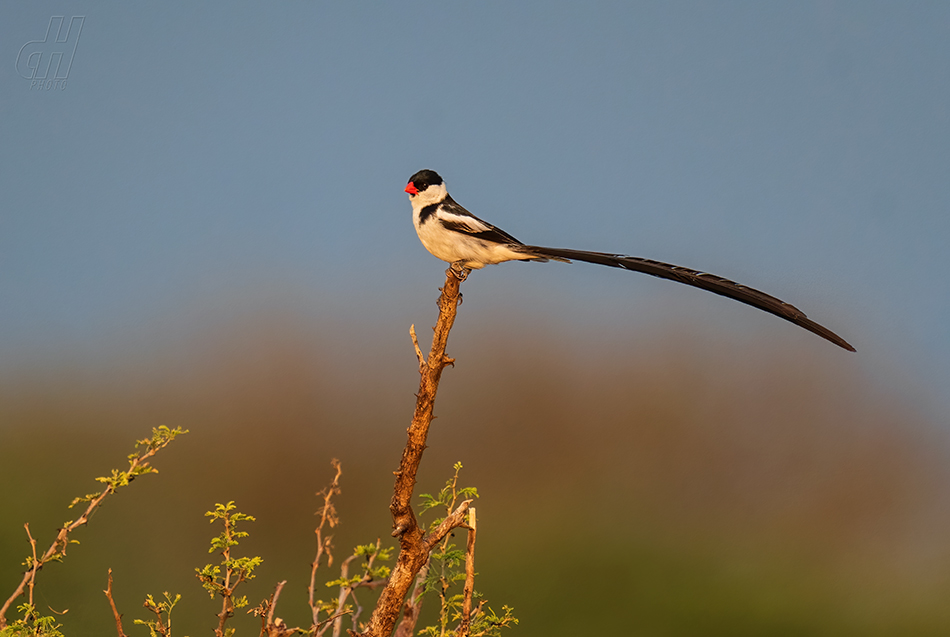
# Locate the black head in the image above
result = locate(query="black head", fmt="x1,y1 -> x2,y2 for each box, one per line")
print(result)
406,169 -> 444,194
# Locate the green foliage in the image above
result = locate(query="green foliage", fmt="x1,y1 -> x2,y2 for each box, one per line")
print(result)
3,443 -> 514,637
69,426 -> 187,509
466,604 -> 519,637
416,463 -> 516,637
419,462 -> 478,530
133,592 -> 181,637
0,605 -> 64,637
195,502 -> 262,608
0,427 -> 186,636
312,540 -> 395,635
422,545 -> 466,597
324,543 -> 393,589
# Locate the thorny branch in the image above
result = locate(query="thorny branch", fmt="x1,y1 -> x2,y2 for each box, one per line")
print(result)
392,563 -> 428,637
309,459 -> 343,627
103,569 -> 128,637
356,268 -> 471,637
0,427 -> 184,629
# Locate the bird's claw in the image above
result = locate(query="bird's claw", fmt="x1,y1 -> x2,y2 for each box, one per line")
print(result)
449,262 -> 471,282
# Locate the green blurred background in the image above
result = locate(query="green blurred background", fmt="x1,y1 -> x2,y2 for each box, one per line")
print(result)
3,309 -> 950,635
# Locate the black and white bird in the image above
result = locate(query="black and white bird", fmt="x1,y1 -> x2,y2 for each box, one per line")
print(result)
404,169 -> 854,352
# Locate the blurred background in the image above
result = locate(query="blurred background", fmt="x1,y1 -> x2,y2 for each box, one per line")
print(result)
2,2 -> 950,635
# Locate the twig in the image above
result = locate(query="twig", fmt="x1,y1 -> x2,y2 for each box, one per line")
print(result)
254,580 -> 301,637
205,507 -> 256,637
267,580 -> 287,627
332,540 -> 392,637
0,429 -> 182,628
330,554 -> 358,637
142,596 -> 170,637
24,524 -> 38,608
356,267 -> 466,637
347,539 -> 380,633
455,508 -> 477,637
103,569 -> 128,637
216,515 -> 233,637
314,610 -> 352,635
310,460 -> 343,628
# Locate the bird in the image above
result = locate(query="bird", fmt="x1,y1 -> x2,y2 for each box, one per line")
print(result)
404,169 -> 855,352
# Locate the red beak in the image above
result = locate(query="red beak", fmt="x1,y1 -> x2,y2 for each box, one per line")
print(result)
404,182 -> 419,195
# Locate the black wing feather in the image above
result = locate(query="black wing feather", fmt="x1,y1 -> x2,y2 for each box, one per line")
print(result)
438,197 -> 526,245
439,218 -> 525,245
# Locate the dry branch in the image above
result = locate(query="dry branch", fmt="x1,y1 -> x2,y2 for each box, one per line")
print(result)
0,428 -> 182,629
104,569 -> 128,637
391,563 -> 428,637
254,580 -> 300,637
310,459 -> 343,628
456,508 -> 477,637
356,268 -> 467,637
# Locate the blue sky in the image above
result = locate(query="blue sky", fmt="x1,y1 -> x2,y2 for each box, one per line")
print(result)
1,2 -> 948,416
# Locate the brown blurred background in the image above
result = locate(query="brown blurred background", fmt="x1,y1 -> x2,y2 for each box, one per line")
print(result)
2,305 -> 950,636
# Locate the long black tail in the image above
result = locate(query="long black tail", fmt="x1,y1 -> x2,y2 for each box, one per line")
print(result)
523,246 -> 855,352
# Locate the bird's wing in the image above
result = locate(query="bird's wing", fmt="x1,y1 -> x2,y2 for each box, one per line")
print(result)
438,198 -> 525,245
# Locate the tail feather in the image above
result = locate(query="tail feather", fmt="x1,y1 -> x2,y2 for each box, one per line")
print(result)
524,246 -> 855,352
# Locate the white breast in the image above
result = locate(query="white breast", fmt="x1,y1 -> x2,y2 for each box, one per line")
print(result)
412,206 -> 529,268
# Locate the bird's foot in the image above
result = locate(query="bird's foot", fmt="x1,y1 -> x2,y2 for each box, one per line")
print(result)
449,261 -> 471,282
